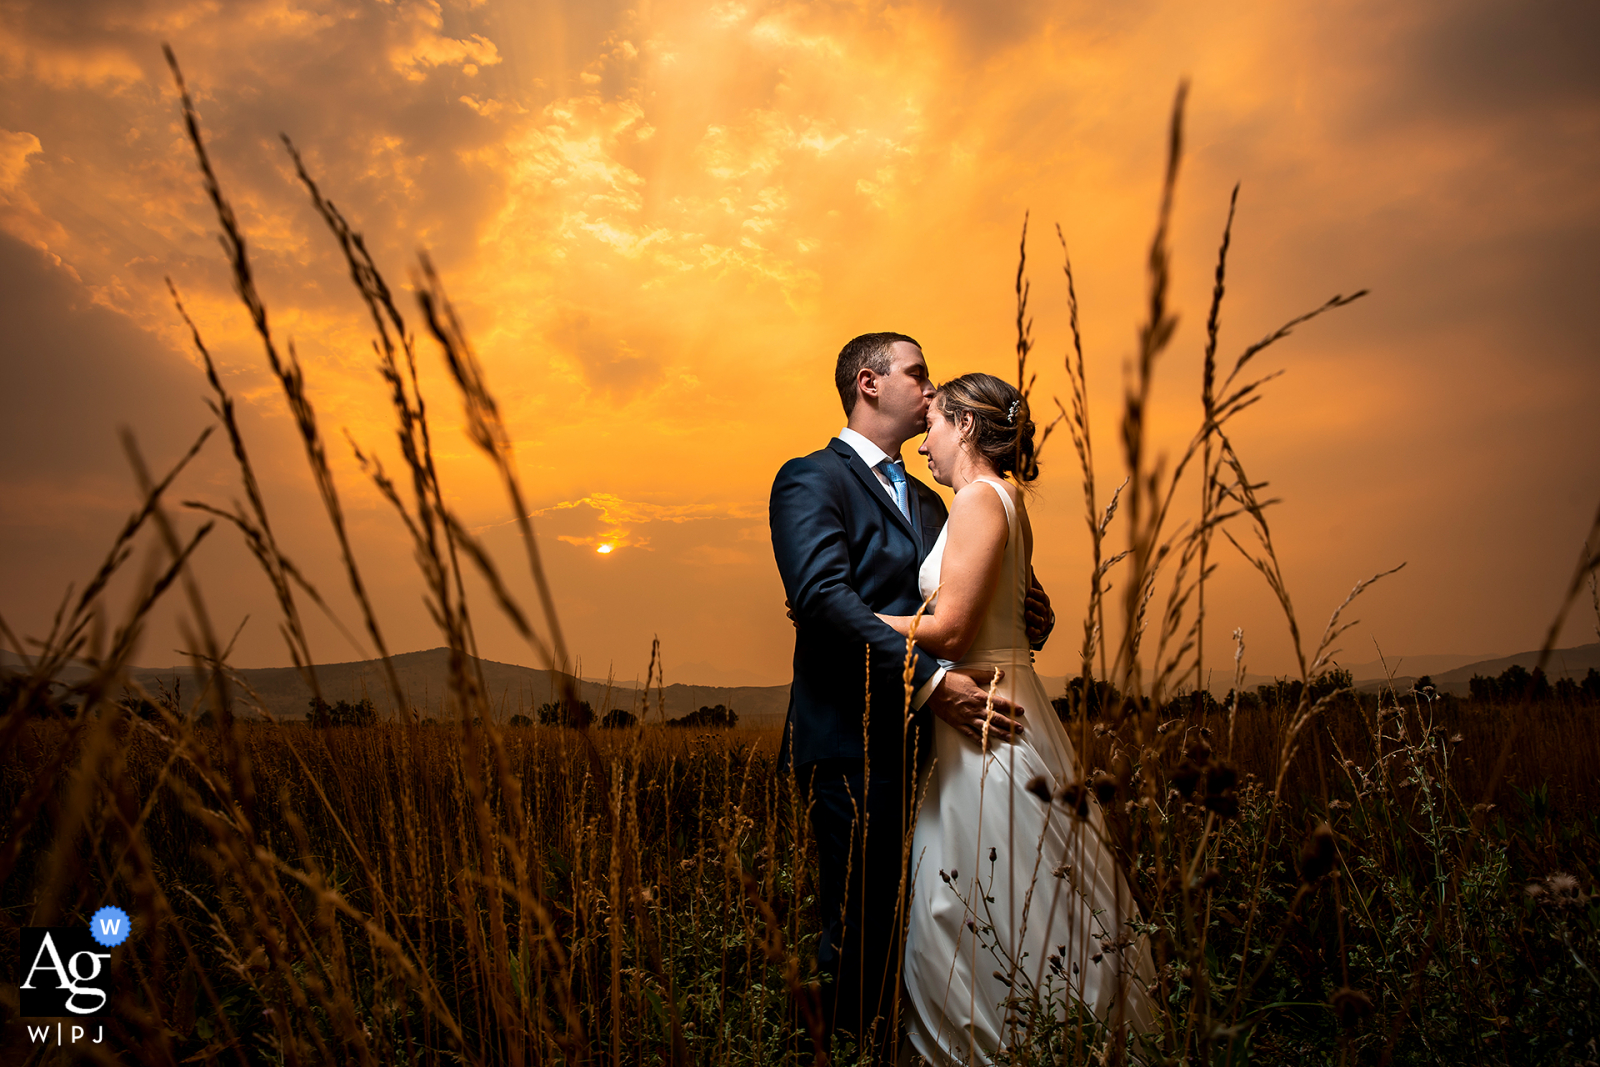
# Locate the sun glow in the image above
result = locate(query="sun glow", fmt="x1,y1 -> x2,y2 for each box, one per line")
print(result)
596,543 -> 615,554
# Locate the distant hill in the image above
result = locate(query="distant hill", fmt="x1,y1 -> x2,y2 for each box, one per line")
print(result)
1341,643 -> 1600,696
10,642 -> 1598,720
1,647 -> 793,727
1048,644 -> 1600,700
1339,652 -> 1502,684
1425,643 -> 1600,695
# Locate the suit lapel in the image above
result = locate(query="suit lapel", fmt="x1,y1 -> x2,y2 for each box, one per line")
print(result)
908,477 -> 923,546
909,479 -> 941,556
829,438 -> 918,543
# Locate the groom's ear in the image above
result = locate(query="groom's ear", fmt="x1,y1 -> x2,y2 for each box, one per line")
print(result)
856,366 -> 880,403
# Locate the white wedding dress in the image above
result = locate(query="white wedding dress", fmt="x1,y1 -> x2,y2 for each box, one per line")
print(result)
904,478 -> 1155,1065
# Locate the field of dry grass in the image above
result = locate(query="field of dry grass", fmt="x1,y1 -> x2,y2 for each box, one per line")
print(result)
2,702 -> 1596,1064
2,60 -> 1598,1066
2,720 -> 808,1063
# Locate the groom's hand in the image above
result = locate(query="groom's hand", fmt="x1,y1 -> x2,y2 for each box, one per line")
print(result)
1025,574 -> 1055,650
928,669 -> 1024,745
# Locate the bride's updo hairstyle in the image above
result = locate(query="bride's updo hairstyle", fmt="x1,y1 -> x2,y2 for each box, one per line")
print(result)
935,373 -> 1040,483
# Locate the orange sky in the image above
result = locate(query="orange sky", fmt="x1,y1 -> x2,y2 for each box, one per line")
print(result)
2,0 -> 1598,687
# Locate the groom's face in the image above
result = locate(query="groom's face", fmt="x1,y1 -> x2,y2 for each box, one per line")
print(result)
875,341 -> 936,439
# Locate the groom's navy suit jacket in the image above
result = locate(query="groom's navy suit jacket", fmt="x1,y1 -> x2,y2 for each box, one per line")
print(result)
770,438 -> 948,772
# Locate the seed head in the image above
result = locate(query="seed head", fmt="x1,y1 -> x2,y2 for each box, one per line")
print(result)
1171,759 -> 1203,799
1538,871 -> 1589,907
1330,987 -> 1374,1027
1091,770 -> 1118,805
1058,781 -> 1091,818
1299,822 -> 1337,882
1547,872 -> 1579,895
1206,762 -> 1238,796
1205,791 -> 1241,818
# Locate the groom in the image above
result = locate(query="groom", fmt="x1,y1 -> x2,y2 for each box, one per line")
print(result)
769,332 -> 1053,1061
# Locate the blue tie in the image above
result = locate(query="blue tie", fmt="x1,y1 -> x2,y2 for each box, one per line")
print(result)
880,459 -> 910,521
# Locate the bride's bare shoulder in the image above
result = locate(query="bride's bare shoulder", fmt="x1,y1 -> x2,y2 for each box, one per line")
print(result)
947,480 -> 1008,526
954,478 -> 1017,506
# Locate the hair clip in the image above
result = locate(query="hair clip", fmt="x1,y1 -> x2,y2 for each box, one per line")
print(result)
1006,400 -> 1020,425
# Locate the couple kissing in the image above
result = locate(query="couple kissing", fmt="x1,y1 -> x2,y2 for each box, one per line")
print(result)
770,332 -> 1154,1065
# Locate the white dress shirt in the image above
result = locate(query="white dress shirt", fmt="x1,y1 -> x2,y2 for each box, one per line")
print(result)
837,426 -> 902,503
834,426 -> 944,709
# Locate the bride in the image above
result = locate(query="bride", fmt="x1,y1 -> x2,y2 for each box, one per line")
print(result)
878,373 -> 1155,1065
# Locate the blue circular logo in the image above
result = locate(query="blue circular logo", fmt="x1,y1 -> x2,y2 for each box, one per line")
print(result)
90,905 -> 131,947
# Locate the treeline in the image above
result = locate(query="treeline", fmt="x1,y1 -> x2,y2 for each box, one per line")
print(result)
665,703 -> 739,728
0,675 -> 223,724
1051,662 -> 1600,721
0,675 -> 751,730
307,696 -> 376,727
1466,663 -> 1600,704
1052,668 -> 1360,720
505,700 -> 739,729
506,700 -> 627,728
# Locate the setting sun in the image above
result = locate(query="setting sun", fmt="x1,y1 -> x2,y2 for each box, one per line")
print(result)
596,544 -> 614,555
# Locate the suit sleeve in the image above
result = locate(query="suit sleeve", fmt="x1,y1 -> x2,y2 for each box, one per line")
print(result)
771,457 -> 940,696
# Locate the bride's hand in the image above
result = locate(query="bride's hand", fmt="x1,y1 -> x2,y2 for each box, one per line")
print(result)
927,669 -> 1024,744
1024,574 -> 1055,649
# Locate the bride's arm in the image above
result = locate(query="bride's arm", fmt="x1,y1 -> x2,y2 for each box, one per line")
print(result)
877,484 -> 1008,660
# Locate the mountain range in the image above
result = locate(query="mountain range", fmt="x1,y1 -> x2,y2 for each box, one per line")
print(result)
5,642 -> 1597,725
0,647 -> 795,726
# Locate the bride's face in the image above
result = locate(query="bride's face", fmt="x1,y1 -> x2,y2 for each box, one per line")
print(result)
917,400 -> 969,487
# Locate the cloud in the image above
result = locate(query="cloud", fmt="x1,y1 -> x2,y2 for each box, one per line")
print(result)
0,229 -> 219,652
389,0 -> 503,82
0,8 -> 145,90
1392,0 -> 1600,120
0,231 -> 203,487
0,129 -> 42,189
0,127 -> 63,247
524,492 -> 763,550
546,307 -> 664,399
2,0 -> 1599,679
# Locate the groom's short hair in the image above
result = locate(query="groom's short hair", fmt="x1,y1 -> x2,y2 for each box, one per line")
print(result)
835,332 -> 921,415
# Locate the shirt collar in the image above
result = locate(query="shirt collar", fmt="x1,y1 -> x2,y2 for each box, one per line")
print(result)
837,426 -> 897,469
